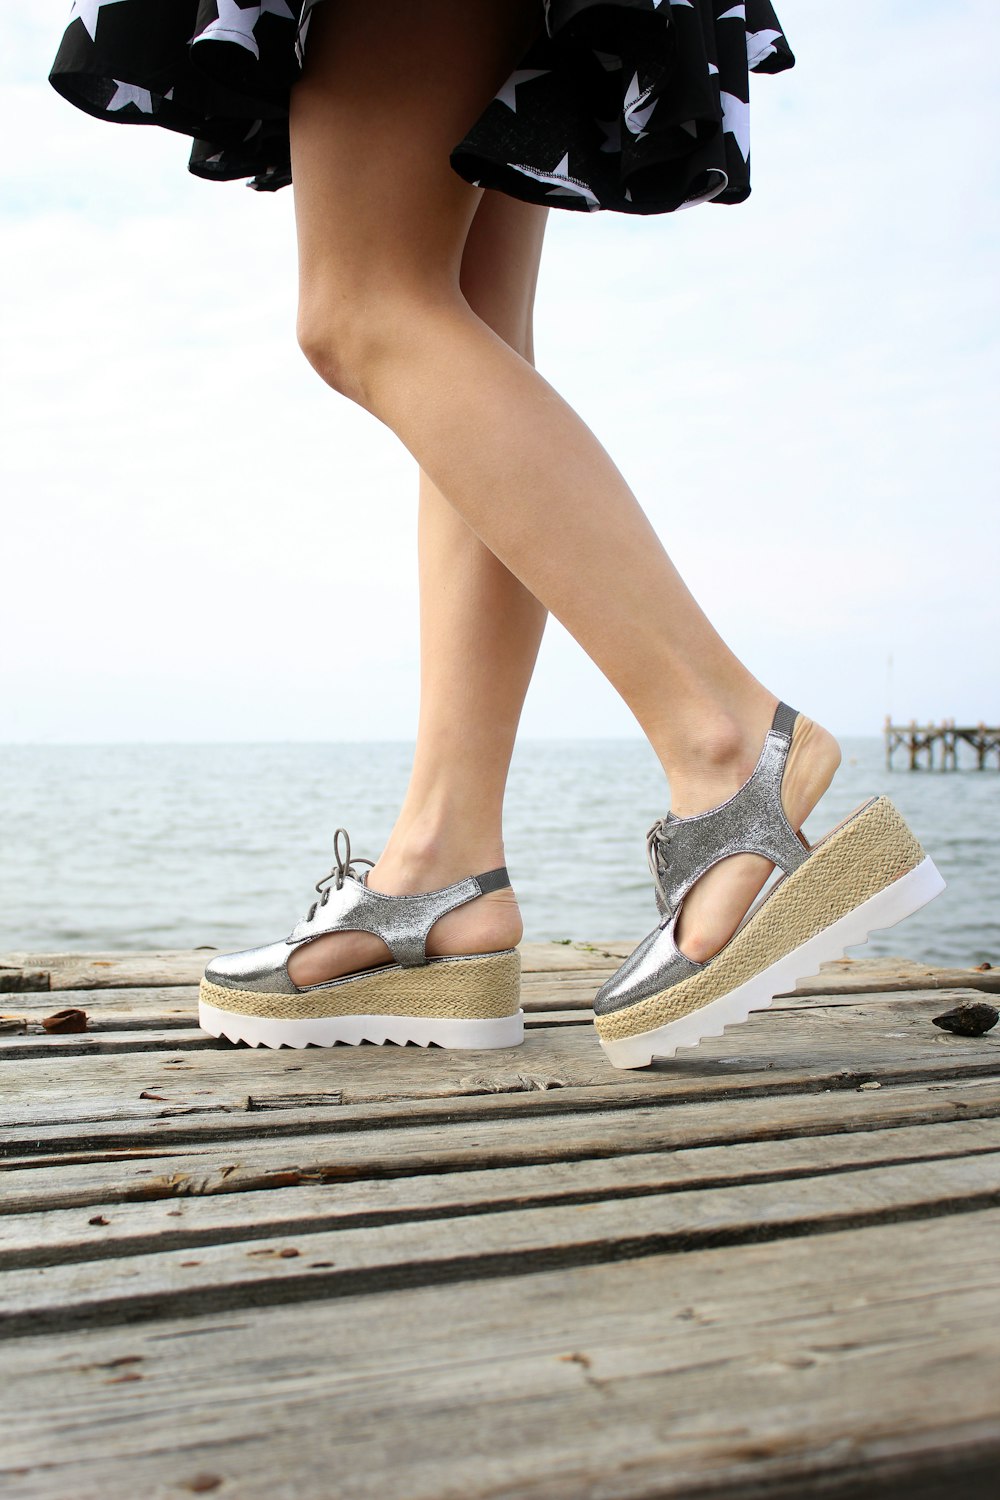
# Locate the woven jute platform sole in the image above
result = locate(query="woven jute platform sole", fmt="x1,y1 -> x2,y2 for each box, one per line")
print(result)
597,798 -> 944,1070
199,949 -> 522,1050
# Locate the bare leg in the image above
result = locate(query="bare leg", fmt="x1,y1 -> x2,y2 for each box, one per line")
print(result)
289,0 -> 840,968
289,191 -> 549,984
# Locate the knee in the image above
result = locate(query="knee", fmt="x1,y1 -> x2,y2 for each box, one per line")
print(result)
296,291 -> 378,408
296,279 -> 453,411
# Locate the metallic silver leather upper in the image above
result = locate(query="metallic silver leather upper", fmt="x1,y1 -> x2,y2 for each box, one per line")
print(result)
204,828 -> 510,995
646,700 -> 805,921
594,703 -> 806,1016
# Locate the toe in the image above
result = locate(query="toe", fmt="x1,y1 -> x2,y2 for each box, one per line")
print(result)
204,942 -> 296,994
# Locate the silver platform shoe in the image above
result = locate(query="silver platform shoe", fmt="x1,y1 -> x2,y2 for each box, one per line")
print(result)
594,702 -> 945,1069
199,829 -> 522,1050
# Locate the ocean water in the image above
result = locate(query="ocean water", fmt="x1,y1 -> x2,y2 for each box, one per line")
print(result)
0,738 -> 996,966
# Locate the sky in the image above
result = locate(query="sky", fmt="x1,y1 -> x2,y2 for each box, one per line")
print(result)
2,2 -> 998,743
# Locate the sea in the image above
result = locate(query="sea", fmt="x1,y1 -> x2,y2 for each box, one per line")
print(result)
0,738 -> 996,966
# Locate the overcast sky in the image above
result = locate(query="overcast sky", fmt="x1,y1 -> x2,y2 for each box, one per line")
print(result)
2,2 -> 998,743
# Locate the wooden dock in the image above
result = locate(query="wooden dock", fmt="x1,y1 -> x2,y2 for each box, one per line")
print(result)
2,942 -> 1000,1499
885,718 -> 1000,770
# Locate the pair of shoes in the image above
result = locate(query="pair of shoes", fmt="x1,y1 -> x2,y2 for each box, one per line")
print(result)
593,702 -> 945,1068
198,829 -> 523,1050
200,706 -> 944,1060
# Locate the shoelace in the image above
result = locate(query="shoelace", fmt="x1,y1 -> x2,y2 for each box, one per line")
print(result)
645,815 -> 678,914
305,827 -> 375,922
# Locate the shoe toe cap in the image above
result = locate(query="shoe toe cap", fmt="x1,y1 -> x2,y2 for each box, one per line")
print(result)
593,926 -> 701,1015
203,940 -> 297,994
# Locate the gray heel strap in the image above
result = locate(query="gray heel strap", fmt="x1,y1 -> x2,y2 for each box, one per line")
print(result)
648,702 -> 807,920
771,700 -> 798,740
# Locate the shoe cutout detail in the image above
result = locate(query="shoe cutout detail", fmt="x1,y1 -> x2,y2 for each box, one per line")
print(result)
198,827 -> 523,1050
594,705 -> 944,1068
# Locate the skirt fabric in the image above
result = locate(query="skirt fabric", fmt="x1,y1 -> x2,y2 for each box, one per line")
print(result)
49,1 -> 794,214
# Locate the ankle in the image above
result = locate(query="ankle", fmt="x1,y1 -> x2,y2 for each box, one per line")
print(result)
660,702 -> 842,826
661,698 -> 778,817
372,827 -> 523,960
373,821 -> 508,895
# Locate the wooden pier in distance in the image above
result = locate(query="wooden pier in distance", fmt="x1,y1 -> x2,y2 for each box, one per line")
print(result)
1,942 -> 1000,1498
885,717 -> 1000,770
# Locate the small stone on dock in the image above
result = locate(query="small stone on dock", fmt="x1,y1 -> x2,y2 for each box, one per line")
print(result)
931,1001 -> 1000,1037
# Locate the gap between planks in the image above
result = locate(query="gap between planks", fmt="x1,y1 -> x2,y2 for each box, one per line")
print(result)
3,1210 -> 999,1500
3,947 -> 998,993
3,1076 -> 999,1217
2,1152 -> 1000,1338
3,998 -> 999,1136
0,1117 -> 996,1271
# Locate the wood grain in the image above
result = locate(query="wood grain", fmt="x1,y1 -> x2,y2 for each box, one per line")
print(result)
2,944 -> 998,1498
1,1210 -> 998,1499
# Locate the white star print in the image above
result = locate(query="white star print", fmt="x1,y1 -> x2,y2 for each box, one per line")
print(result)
678,169 -> 729,211
720,90 -> 749,161
511,154 -> 600,210
106,78 -> 153,113
495,70 -> 549,113
624,73 -> 657,137
747,28 -> 782,68
193,0 -> 261,59
718,5 -> 746,21
68,0 -> 130,44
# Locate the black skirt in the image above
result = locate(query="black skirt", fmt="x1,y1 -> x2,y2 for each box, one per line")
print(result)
50,1 -> 794,214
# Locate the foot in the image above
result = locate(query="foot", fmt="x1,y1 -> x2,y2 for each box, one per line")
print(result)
672,713 -> 842,963
286,849 -> 522,987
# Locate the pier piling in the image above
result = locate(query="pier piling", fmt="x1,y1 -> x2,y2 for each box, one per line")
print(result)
884,717 -> 1000,770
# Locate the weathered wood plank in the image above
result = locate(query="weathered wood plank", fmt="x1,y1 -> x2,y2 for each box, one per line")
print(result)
784,955 -> 1000,995
5,945 -> 996,996
0,1029 -> 228,1058
0,942 -> 626,993
1,1118 -> 995,1271
3,1152 -> 1000,1336
1,944 -> 996,1499
582,949 -> 1000,995
1,1211 -> 997,1499
1,997 -> 996,1129
3,1078 -> 998,1215
6,980 -> 992,1048
0,952 -> 214,992
0,973 -> 611,1040
7,1080 -> 1000,1182
0,1013 -> 593,1058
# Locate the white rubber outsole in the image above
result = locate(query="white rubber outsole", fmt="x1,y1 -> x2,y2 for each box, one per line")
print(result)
198,999 -> 525,1051
599,855 -> 946,1070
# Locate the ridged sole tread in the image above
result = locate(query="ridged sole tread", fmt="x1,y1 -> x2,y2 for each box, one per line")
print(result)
599,855 -> 945,1069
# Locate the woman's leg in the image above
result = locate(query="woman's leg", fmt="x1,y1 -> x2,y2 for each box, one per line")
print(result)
289,190 -> 549,984
289,0 -> 840,967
